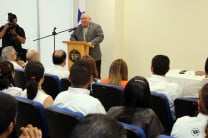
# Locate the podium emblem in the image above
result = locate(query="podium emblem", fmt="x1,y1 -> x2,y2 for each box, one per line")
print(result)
69,49 -> 81,62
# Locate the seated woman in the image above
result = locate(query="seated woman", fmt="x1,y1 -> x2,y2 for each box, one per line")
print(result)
101,59 -> 128,88
0,60 -> 23,96
21,62 -> 53,108
107,76 -> 164,138
171,83 -> 208,138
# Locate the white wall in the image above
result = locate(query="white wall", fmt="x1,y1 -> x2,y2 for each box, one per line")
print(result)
85,0 -> 208,79
123,0 -> 208,77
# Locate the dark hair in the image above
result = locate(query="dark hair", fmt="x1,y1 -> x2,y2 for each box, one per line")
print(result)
24,62 -> 44,100
0,61 -> 14,90
122,76 -> 151,108
0,93 -> 17,134
70,59 -> 92,87
151,55 -> 170,75
52,50 -> 66,65
205,58 -> 208,74
81,55 -> 98,78
71,114 -> 126,138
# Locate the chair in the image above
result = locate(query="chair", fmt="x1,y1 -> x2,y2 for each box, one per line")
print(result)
159,134 -> 174,138
120,122 -> 146,138
13,69 -> 26,89
174,97 -> 198,119
61,78 -> 71,91
92,83 -> 124,111
150,92 -> 174,134
15,96 -> 49,138
44,106 -> 84,138
42,73 -> 62,99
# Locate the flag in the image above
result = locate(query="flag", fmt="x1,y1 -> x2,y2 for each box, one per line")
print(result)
78,0 -> 86,23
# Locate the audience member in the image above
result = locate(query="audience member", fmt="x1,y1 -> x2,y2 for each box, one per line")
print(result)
101,58 -> 128,88
71,114 -> 126,138
46,50 -> 69,79
0,93 -> 42,138
21,62 -> 53,108
81,55 -> 99,81
1,46 -> 24,69
108,76 -> 164,138
182,57 -> 208,98
26,49 -> 40,63
0,61 -> 22,96
53,59 -> 106,116
147,55 -> 182,119
171,83 -> 208,138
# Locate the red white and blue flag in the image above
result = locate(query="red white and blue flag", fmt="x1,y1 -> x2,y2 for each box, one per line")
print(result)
78,0 -> 86,23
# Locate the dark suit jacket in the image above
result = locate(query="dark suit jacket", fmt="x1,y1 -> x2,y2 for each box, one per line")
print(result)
70,22 -> 104,61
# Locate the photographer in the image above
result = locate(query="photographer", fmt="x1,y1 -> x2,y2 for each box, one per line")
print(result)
0,13 -> 27,61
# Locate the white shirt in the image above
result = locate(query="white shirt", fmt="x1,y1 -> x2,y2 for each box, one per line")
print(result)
46,65 -> 69,79
182,79 -> 208,98
53,87 -> 106,116
1,87 -> 22,96
10,60 -> 23,70
21,89 -> 50,105
171,113 -> 208,138
147,74 -> 182,119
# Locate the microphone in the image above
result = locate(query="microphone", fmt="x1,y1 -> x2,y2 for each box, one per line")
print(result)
53,27 -> 57,32
68,26 -> 78,32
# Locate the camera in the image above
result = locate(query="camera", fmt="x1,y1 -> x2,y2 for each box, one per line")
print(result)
8,13 -> 16,29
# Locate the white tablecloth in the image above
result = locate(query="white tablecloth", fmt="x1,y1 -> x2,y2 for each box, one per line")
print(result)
166,69 -> 205,89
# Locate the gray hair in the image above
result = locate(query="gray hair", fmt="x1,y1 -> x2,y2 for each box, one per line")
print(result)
1,46 -> 16,60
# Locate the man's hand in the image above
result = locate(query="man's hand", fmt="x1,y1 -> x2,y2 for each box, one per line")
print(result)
19,124 -> 42,138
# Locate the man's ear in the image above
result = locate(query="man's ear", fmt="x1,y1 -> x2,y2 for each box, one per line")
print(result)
151,66 -> 154,73
8,121 -> 14,134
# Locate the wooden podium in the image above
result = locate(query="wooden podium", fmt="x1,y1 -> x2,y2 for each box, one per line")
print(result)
63,41 -> 93,69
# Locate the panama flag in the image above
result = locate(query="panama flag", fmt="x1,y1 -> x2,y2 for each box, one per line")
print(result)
78,0 -> 86,23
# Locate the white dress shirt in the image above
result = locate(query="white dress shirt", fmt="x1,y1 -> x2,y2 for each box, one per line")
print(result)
46,65 -> 69,79
148,74 -> 182,119
2,87 -> 22,96
171,113 -> 208,138
53,87 -> 106,116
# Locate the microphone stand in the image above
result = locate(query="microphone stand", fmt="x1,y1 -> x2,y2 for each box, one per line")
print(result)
33,27 -> 76,52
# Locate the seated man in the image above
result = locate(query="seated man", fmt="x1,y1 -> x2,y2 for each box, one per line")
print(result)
26,49 -> 40,62
71,114 -> 127,138
53,59 -> 106,116
1,46 -> 24,69
46,50 -> 69,79
0,93 -> 42,138
147,55 -> 182,119
182,57 -> 208,98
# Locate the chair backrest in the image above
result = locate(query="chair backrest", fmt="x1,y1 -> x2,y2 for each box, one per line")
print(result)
15,96 -> 49,138
44,106 -> 84,138
120,122 -> 146,138
174,97 -> 198,119
92,83 -> 124,111
42,73 -> 62,99
61,78 -> 71,91
13,69 -> 26,89
150,92 -> 174,134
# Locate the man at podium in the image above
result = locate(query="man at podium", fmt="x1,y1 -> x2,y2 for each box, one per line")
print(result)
70,13 -> 104,78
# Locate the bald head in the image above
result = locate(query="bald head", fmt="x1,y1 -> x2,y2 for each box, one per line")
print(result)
26,50 -> 40,62
52,50 -> 66,66
81,13 -> 91,27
